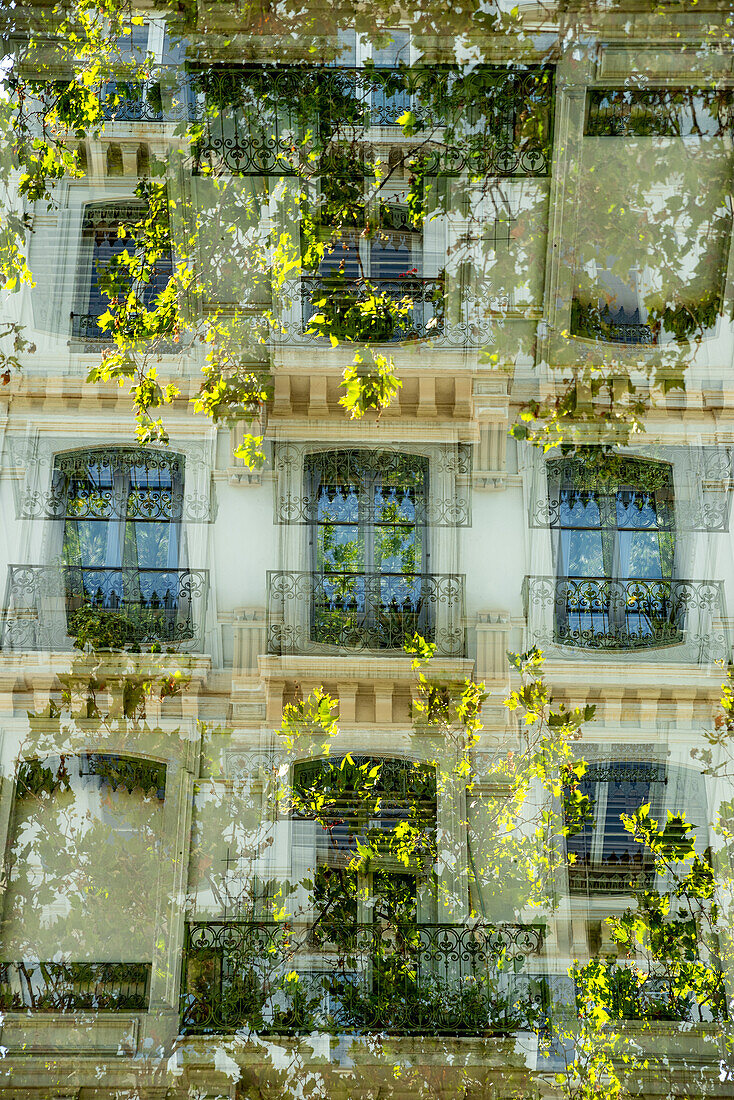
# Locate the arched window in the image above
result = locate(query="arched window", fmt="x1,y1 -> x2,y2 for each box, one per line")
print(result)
291,754 -> 437,924
564,759 -> 708,899
548,454 -> 677,648
565,760 -> 666,896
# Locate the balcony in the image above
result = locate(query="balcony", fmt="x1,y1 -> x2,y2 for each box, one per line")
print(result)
180,921 -> 545,1036
524,576 -> 728,663
570,300 -> 657,346
301,276 -> 444,342
101,79 -> 165,121
267,571 -> 466,657
70,311 -> 180,355
0,962 -> 150,1012
192,65 -> 553,177
2,566 -> 208,653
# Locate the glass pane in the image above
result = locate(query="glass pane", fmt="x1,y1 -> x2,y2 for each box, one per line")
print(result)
602,776 -> 651,861
128,521 -> 173,570
65,459 -> 115,520
374,481 -> 418,524
318,234 -> 361,277
370,238 -> 416,279
561,529 -> 604,576
616,490 -> 664,530
86,232 -> 131,320
566,779 -> 596,864
316,481 -> 360,525
617,530 -> 664,579
374,524 -> 421,573
64,520 -> 115,568
317,525 -> 364,572
559,492 -> 601,528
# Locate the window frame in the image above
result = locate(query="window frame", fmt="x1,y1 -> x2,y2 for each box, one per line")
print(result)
548,454 -> 679,649
305,449 -> 430,651
72,200 -> 173,344
52,447 -> 190,648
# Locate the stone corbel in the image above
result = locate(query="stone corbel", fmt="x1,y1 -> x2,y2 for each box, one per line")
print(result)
474,612 -> 511,683
472,420 -> 508,490
232,608 -> 267,675
227,418 -> 267,486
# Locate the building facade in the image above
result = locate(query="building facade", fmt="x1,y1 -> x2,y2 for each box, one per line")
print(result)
0,4 -> 732,1097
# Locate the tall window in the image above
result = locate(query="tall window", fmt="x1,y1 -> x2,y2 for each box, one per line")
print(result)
305,450 -> 428,649
549,455 -> 677,648
72,202 -> 173,342
0,754 -> 165,1010
302,186 -> 439,342
55,448 -> 187,646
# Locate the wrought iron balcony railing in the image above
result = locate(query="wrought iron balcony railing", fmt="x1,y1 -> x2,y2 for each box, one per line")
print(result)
2,565 -> 208,653
34,73 -> 195,125
570,300 -> 657,345
70,311 -> 181,354
192,65 -> 553,177
524,575 -> 727,659
70,311 -> 111,343
101,79 -> 165,121
301,276 -> 445,342
267,570 -> 466,657
180,921 -> 546,1036
0,961 -> 150,1012
575,969 -> 721,1024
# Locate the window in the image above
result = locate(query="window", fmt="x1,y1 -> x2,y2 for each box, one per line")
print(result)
72,202 -> 173,343
570,267 -> 657,345
302,181 -> 442,342
55,448 -> 189,647
291,755 -> 436,934
292,755 -> 436,872
549,455 -> 678,648
305,450 -> 428,649
0,755 -> 165,1010
565,761 -> 665,896
330,29 -> 414,125
100,22 -> 186,123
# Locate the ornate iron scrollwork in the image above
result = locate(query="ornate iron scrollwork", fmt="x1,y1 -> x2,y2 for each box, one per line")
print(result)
273,444 -> 471,527
531,449 -> 733,532
301,275 -> 444,341
192,65 -> 553,178
570,299 -> 657,345
524,575 -> 727,662
585,87 -> 734,138
0,961 -> 151,1012
14,447 -> 213,522
267,570 -> 465,657
180,920 -> 545,1035
2,565 -> 208,652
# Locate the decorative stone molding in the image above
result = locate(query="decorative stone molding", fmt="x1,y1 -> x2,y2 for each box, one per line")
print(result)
258,655 -> 474,727
472,422 -> 508,489
267,369 -> 476,421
